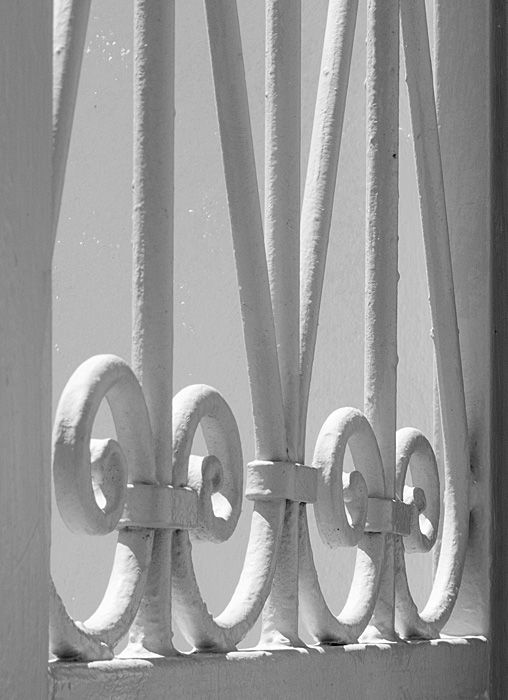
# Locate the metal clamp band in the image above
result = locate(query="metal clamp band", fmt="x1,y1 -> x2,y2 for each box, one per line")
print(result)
118,483 -> 198,530
245,460 -> 317,503
365,497 -> 413,536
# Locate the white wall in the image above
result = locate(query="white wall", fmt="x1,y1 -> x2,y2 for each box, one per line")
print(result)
0,2 -> 52,697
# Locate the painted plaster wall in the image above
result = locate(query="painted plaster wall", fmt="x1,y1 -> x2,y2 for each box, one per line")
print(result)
49,638 -> 489,700
51,0 -> 436,652
0,2 -> 52,697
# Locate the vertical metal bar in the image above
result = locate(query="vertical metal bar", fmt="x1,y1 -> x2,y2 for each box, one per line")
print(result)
205,0 -> 287,462
128,0 -> 175,655
260,0 -> 302,647
296,1 -> 359,647
364,0 -> 399,639
299,0 -> 358,455
53,0 -> 92,243
401,0 -> 471,630
132,0 -> 174,487
264,0 -> 301,462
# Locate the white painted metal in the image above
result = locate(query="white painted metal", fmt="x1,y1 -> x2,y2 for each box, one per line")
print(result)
364,0 -> 400,641
119,483 -> 198,530
296,0 -> 386,647
365,498 -> 412,537
395,429 -> 440,553
128,0 -> 176,657
299,408 -> 385,643
398,0 -> 470,637
46,0 -> 483,696
53,0 -> 92,240
261,0 -> 302,649
166,0 -> 287,652
246,461 -> 317,503
171,385 -> 243,544
50,356 -> 155,660
131,0 -> 174,491
265,0 -> 301,463
204,0 -> 287,461
53,357 -> 155,535
299,0 -> 358,451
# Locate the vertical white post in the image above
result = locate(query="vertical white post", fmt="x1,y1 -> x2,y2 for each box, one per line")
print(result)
364,0 -> 399,639
204,0 -> 287,463
299,0 -> 358,450
129,0 -> 175,655
264,0 -> 301,463
0,2 -> 52,697
260,0 -> 302,647
400,0 -> 470,631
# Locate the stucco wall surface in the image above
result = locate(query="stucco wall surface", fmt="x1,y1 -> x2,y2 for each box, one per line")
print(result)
49,637 -> 488,700
0,2 -> 52,698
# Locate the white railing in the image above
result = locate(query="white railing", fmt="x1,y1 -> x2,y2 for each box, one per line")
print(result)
50,0 -> 472,661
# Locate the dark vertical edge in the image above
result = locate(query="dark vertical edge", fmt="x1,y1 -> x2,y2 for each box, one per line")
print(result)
491,0 -> 508,696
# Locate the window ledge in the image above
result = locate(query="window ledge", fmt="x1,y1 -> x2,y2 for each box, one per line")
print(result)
49,635 -> 488,699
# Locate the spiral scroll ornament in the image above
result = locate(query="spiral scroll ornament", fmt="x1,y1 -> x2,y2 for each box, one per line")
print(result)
170,385 -> 301,652
50,358 -> 260,658
50,355 -> 156,659
50,0 -> 473,661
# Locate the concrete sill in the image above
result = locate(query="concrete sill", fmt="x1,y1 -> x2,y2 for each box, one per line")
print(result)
49,635 -> 488,699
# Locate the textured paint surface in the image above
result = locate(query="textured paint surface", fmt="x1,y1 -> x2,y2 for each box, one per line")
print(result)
397,0 -> 470,636
50,0 -> 424,644
0,0 -> 492,696
49,637 -> 488,700
53,0 -> 92,240
128,0 -> 176,657
261,0 -> 302,648
0,2 -> 52,697
48,0 -> 488,684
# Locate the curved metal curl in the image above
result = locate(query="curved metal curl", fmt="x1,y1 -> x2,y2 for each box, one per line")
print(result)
394,427 -> 442,639
170,384 -> 286,651
50,354 -> 155,660
299,407 -> 386,643
172,384 -> 243,543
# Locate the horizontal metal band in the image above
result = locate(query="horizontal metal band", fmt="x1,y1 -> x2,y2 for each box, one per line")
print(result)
118,483 -> 198,530
365,497 -> 412,536
245,460 -> 317,503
